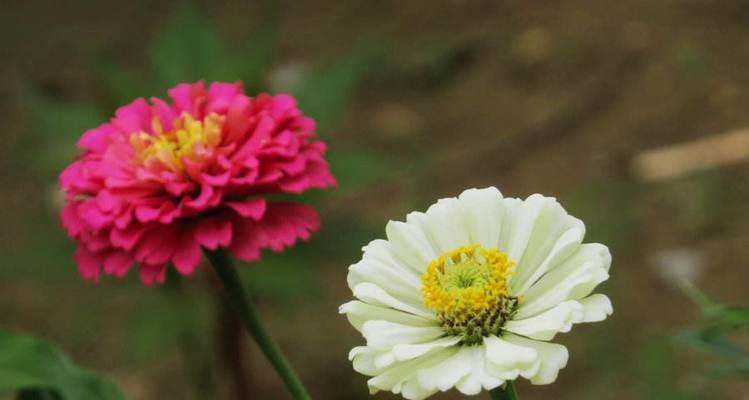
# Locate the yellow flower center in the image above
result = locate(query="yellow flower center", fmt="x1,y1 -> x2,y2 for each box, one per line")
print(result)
421,244 -> 518,344
130,112 -> 224,171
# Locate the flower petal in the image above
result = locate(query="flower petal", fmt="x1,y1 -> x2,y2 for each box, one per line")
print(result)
339,301 -> 434,333
504,300 -> 584,340
516,243 -> 611,319
391,336 -> 462,362
498,194 -> 550,262
578,293 -> 613,322
367,348 -> 455,400
361,320 -> 444,349
347,256 -> 422,306
484,335 -> 541,380
511,217 -> 585,296
418,197 -> 470,253
416,346 -> 473,392
457,187 -> 505,249
455,346 -> 505,395
385,220 -> 438,274
503,334 -> 569,385
352,282 -> 433,318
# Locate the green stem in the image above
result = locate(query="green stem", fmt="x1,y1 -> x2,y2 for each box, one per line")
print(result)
205,249 -> 312,400
490,382 -> 519,400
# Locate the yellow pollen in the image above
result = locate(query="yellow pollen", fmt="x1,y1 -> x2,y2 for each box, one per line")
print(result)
130,112 -> 224,171
421,244 -> 515,324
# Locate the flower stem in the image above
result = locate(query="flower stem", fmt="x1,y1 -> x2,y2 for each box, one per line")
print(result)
205,249 -> 312,400
490,382 -> 519,400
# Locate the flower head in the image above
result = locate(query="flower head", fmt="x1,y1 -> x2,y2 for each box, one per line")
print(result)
340,187 -> 612,399
60,81 -> 335,284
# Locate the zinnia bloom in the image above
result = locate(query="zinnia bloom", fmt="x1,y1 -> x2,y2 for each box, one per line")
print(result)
60,81 -> 335,284
340,187 -> 612,399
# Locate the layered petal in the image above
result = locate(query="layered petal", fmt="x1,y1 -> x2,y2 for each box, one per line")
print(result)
341,187 -> 612,399
59,81 -> 335,283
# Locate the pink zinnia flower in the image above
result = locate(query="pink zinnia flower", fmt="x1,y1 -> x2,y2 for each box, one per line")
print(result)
60,81 -> 336,284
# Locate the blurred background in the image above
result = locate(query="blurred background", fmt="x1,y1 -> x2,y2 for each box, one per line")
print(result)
1,1 -> 749,399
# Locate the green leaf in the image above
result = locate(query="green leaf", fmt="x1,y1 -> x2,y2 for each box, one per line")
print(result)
128,293 -> 208,365
293,39 -> 381,133
238,245 -> 318,303
148,1 -> 225,88
0,330 -> 124,400
17,389 -> 62,400
232,19 -> 280,92
91,57 -> 151,108
327,150 -> 394,193
673,329 -> 748,359
147,1 -> 279,93
637,340 -> 693,400
17,88 -> 104,175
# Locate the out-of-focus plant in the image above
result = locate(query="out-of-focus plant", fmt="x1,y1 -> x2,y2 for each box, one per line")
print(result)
675,288 -> 749,378
0,330 -> 124,400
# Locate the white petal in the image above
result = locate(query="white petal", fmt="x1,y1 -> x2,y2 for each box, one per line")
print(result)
339,301 -> 434,333
386,220 -> 438,274
367,348 -> 455,399
392,336 -> 462,362
349,346 -> 388,375
457,187 -> 505,249
578,293 -> 613,322
484,335 -> 541,380
361,320 -> 444,349
348,257 -> 423,305
352,282 -> 433,318
516,243 -> 611,319
374,352 -> 397,369
504,300 -> 584,340
503,334 -> 569,385
416,346 -> 474,392
499,194 -> 552,262
509,198 -> 585,295
455,346 -> 505,395
511,218 -> 585,295
400,380 -> 438,400
361,239 -> 420,280
418,197 -> 470,253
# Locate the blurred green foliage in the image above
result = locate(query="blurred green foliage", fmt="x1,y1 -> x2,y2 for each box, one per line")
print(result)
567,182 -> 638,251
0,330 -> 124,400
675,289 -> 749,379
637,339 -> 694,400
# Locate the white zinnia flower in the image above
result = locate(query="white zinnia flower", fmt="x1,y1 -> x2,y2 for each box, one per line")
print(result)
340,187 -> 612,399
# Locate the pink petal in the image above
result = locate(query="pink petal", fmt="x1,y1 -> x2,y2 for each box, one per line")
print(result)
74,246 -> 102,282
195,217 -> 232,250
103,251 -> 133,277
139,263 -> 167,285
227,198 -> 266,220
172,230 -> 202,275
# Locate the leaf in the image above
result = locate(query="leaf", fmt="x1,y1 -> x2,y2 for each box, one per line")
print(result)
90,57 -> 151,108
637,340 -> 693,400
673,329 -> 748,359
17,88 -> 104,175
293,38 -> 381,133
17,389 -> 62,400
238,245 -> 318,303
128,294 -> 208,365
0,330 -> 124,400
147,1 -> 279,94
232,19 -> 280,92
148,1 -> 225,88
327,150 -> 394,193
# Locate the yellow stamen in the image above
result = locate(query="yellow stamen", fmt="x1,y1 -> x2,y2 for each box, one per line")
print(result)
421,245 -> 516,331
130,112 -> 224,171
